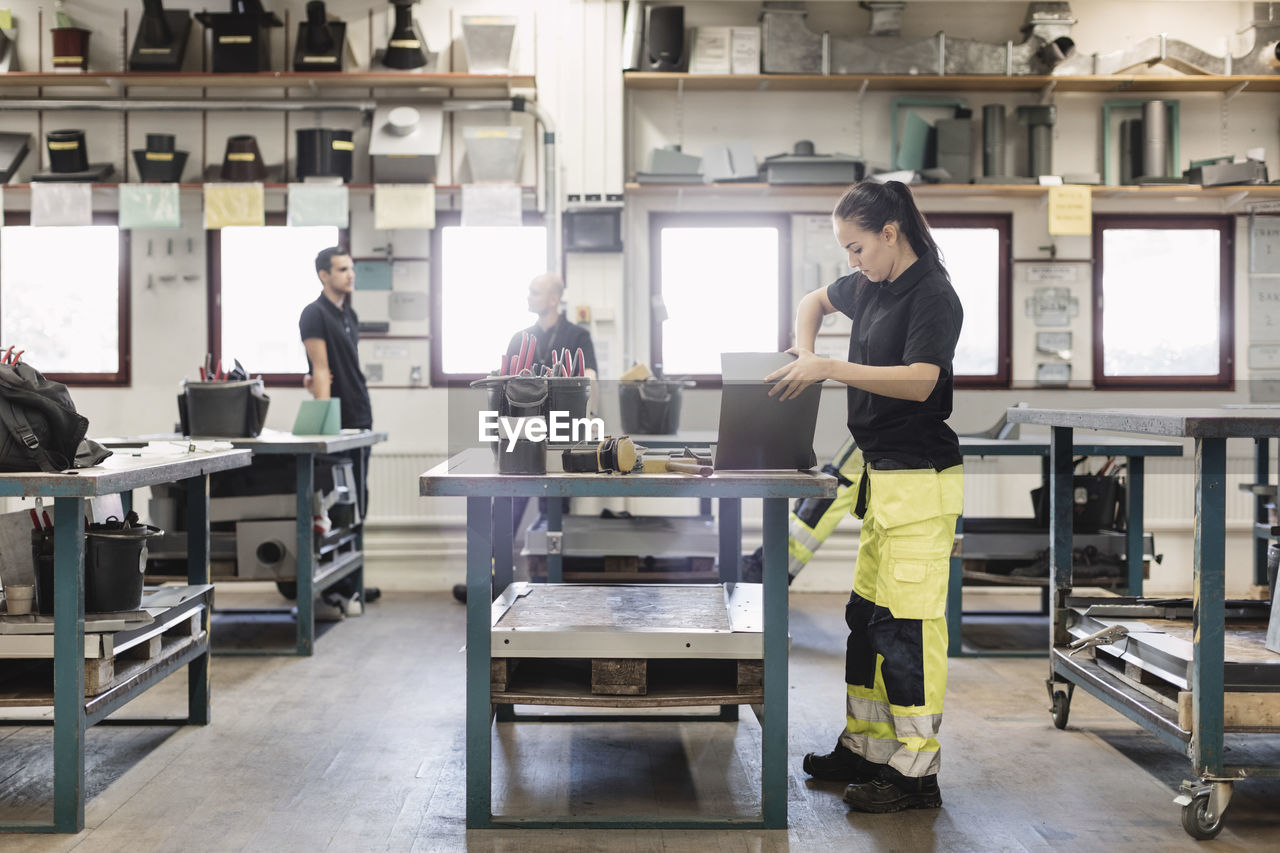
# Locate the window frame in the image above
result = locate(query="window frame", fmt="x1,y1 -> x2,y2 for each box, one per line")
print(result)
428,209 -> 547,387
0,211 -> 131,387
1091,214 -> 1234,390
925,212 -> 1012,389
649,212 -> 792,385
206,214 -> 348,386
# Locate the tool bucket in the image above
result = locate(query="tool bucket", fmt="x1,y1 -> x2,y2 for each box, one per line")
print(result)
619,379 -> 683,434
547,376 -> 590,421
33,521 -> 164,614
178,378 -> 270,438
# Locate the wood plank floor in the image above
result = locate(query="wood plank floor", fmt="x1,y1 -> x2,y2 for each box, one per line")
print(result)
1,589 -> 1277,851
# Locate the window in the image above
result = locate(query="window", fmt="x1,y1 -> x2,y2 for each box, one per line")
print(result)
429,212 -> 547,384
209,221 -> 340,381
928,214 -> 1011,387
650,213 -> 790,379
1093,215 -> 1232,388
0,213 -> 129,385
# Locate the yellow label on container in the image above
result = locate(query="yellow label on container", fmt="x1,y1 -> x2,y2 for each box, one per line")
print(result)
48,141 -> 80,150
473,129 -> 513,139
226,152 -> 256,162
302,56 -> 338,63
138,47 -> 172,54
146,152 -> 175,161
388,39 -> 420,49
331,140 -> 355,151
52,56 -> 83,64
218,35 -> 252,44
466,17 -> 506,25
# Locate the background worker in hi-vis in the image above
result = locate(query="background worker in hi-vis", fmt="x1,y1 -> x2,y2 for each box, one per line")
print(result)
766,179 -> 964,814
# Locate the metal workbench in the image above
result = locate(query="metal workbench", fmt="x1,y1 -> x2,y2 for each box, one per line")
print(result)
953,435 -> 1182,657
103,430 -> 387,656
420,448 -> 835,829
0,446 -> 252,834
1005,406 -> 1280,840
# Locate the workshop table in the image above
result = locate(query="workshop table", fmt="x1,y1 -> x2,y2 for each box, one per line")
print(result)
420,448 -> 835,829
102,430 -> 387,656
953,434 -> 1183,657
1005,407 -> 1280,840
0,446 -> 251,834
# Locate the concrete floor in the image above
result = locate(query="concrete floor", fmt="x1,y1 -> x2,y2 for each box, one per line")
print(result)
0,588 -> 1276,852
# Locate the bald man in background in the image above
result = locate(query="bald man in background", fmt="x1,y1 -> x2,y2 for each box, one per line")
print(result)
453,272 -> 599,603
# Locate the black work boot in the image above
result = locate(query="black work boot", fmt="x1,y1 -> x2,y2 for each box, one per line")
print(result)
802,741 -> 879,783
843,768 -> 942,813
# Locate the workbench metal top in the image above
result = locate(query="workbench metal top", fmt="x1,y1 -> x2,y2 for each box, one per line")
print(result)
100,429 -> 387,455
420,448 -> 837,499
1006,407 -> 1280,439
959,435 -> 1183,457
0,447 -> 252,497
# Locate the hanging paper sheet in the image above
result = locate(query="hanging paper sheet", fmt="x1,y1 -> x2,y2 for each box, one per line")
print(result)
119,184 -> 181,229
373,184 -> 435,230
1047,185 -> 1091,236
288,183 -> 349,227
31,182 -> 92,227
461,183 -> 521,227
204,182 -> 265,229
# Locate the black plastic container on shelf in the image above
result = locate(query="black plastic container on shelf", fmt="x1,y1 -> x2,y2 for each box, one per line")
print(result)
133,132 -> 189,182
296,128 -> 354,182
178,379 -> 270,438
129,0 -> 193,72
294,0 -> 345,71
33,521 -> 165,615
196,0 -> 283,73
220,134 -> 267,181
619,379 -> 683,434
46,129 -> 89,173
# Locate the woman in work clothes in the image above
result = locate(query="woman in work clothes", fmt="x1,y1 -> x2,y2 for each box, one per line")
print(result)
767,180 -> 964,813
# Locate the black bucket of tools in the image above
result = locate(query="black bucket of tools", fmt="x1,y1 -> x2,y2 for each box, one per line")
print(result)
619,378 -> 684,435
473,375 -> 549,474
178,378 -> 270,438
33,514 -> 165,614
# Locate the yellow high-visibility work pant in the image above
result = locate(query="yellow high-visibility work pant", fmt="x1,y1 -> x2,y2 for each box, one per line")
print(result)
840,462 -> 964,779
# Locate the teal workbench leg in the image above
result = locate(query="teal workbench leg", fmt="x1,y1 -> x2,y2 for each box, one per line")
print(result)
719,498 -> 742,583
492,497 -> 513,594
353,448 -> 367,604
296,454 -> 315,656
53,496 -> 86,833
946,515 -> 964,656
1192,437 -> 1226,777
761,497 -> 788,829
1049,428 -> 1074,663
185,475 -> 211,725
466,497 -> 494,828
546,497 -> 563,583
1125,457 -> 1145,595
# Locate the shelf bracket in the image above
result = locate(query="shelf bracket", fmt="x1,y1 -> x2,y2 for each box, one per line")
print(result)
856,78 -> 869,100
1039,80 -> 1056,104
1225,190 -> 1249,209
103,77 -> 124,98
1224,80 -> 1249,101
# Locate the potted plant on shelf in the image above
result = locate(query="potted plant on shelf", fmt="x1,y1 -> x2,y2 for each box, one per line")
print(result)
50,2 -> 90,72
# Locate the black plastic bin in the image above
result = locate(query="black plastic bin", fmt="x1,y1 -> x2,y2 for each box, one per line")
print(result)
33,521 -> 165,614
178,379 -> 270,437
547,377 -> 590,421
1031,475 -> 1124,533
619,379 -> 683,434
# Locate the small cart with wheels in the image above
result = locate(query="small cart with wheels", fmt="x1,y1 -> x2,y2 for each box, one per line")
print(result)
1007,406 -> 1280,842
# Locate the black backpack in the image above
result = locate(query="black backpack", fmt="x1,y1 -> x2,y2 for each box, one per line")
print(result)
0,361 -> 111,473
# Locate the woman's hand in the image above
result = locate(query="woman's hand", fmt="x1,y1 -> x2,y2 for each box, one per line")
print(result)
766,347 -> 829,401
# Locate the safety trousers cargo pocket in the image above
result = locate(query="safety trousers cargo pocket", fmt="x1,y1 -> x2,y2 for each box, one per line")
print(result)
880,536 -> 949,621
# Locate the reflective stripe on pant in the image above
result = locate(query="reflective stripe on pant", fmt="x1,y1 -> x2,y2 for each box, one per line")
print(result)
786,446 -> 865,575
840,463 -> 963,779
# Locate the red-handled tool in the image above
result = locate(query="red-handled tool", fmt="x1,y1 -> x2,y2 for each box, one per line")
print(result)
29,509 -> 41,530
575,348 -> 585,377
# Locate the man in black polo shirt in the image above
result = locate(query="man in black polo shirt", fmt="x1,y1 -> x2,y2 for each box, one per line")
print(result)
452,271 -> 598,603
300,246 -> 379,606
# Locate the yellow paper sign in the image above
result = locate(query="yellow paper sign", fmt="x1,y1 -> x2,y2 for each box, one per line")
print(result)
1048,185 -> 1092,236
204,183 -> 265,229
374,184 -> 435,230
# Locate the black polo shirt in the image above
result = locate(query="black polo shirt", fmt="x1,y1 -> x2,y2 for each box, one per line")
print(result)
826,251 -> 963,470
299,293 -> 372,429
506,313 -> 598,375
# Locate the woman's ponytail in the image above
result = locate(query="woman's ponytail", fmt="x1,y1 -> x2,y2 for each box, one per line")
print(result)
833,179 -> 942,264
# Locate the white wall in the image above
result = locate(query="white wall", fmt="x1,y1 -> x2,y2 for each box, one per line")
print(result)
8,1 -> 1280,593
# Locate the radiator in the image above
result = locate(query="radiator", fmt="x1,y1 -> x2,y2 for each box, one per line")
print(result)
367,451 -> 448,523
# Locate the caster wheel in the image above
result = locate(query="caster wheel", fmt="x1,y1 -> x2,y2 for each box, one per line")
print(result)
1181,792 -> 1225,840
275,581 -> 297,600
1051,691 -> 1070,729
